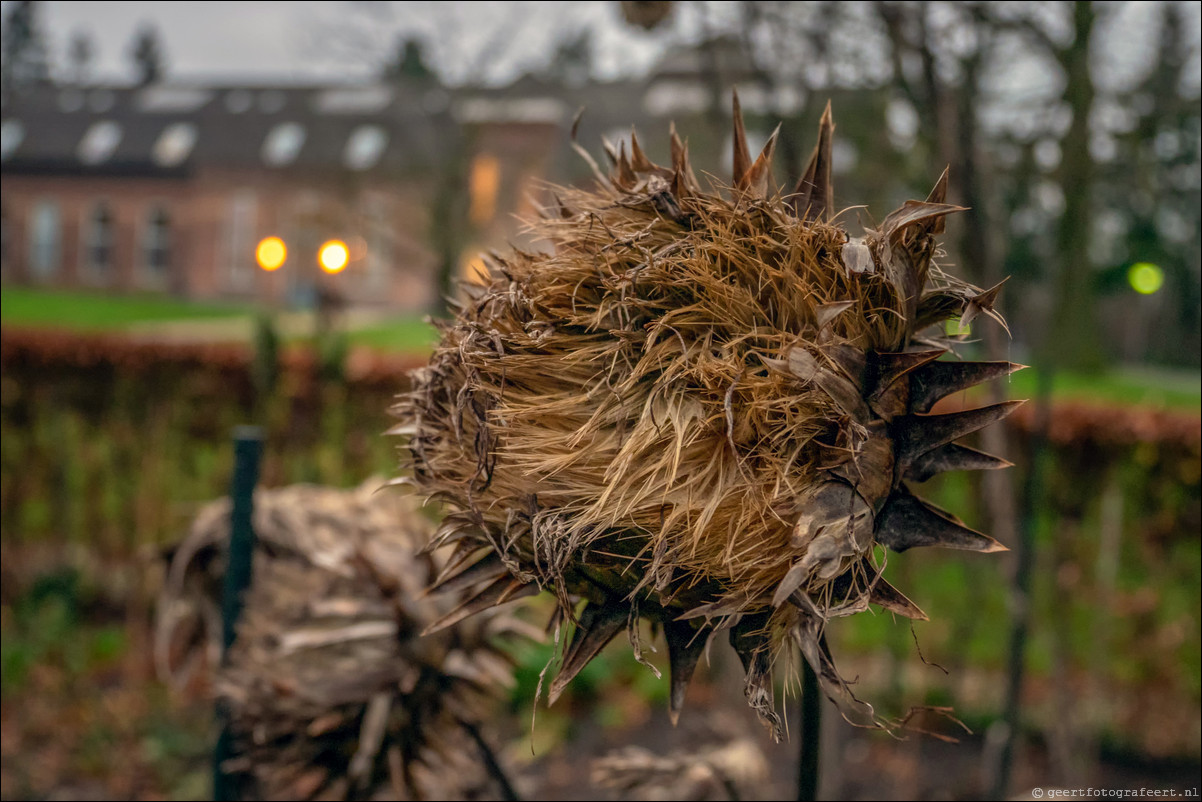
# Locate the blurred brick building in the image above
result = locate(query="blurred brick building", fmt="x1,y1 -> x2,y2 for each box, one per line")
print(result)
1,36 -> 827,310
1,81 -> 457,310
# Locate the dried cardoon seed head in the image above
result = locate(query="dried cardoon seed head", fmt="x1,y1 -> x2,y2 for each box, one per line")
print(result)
396,95 -> 1021,739
157,482 -> 522,799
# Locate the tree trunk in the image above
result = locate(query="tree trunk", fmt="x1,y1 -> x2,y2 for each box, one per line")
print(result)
1046,1 -> 1100,372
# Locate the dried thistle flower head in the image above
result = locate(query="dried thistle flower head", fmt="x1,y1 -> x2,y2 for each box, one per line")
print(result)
592,739 -> 769,800
157,481 -> 523,799
396,96 -> 1021,738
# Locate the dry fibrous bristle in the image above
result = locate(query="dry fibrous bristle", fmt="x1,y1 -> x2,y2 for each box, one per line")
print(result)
396,96 -> 1022,738
156,481 -> 521,800
592,738 -> 769,800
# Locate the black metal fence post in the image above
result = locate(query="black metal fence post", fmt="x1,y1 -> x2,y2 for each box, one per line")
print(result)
797,653 -> 823,801
214,425 -> 263,801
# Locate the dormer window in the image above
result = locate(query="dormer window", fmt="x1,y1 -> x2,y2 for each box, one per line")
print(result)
343,125 -> 388,171
0,120 -> 23,161
261,122 -> 305,167
153,122 -> 198,167
78,121 -> 122,165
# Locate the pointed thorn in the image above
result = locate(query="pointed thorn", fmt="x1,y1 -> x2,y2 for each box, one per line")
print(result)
629,127 -> 658,174
616,140 -> 637,188
569,107 -> 608,183
868,575 -> 928,620
790,100 -> 835,221
551,192 -> 574,219
815,300 -> 855,331
870,349 -> 946,396
772,561 -> 811,608
422,577 -> 538,636
963,278 -> 1012,335
425,552 -> 508,597
909,360 -> 1026,414
669,122 -> 698,196
926,166 -> 951,204
895,400 -> 1025,465
548,602 -> 627,704
430,536 -> 486,573
600,135 -> 619,168
731,89 -> 752,188
914,291 -> 967,332
669,122 -> 685,167
570,106 -> 585,142
675,594 -> 750,621
925,168 -> 952,234
880,200 -> 968,245
972,277 -> 1008,310
876,487 -> 1007,553
665,620 -> 708,725
743,123 -> 781,195
905,442 -> 1014,483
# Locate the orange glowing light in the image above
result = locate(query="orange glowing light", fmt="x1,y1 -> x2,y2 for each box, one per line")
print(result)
468,154 -> 500,226
462,253 -> 489,285
319,240 -> 349,274
256,236 -> 287,271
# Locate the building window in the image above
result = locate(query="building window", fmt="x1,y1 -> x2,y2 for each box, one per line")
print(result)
152,123 -> 198,168
29,200 -> 61,280
261,122 -> 305,167
84,201 -> 114,280
344,125 -> 388,171
468,153 -> 501,226
1,119 -> 23,161
364,196 -> 393,292
78,121 -> 122,166
143,205 -> 171,283
226,191 -> 257,291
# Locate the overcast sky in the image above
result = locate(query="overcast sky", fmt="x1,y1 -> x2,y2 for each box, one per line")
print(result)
5,1 -> 1199,97
13,1 -> 706,85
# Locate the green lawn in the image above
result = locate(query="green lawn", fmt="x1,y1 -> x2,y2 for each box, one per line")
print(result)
1,287 -> 438,354
345,316 -> 440,352
1,287 -> 251,331
3,287 -> 1198,408
1004,364 -> 1200,411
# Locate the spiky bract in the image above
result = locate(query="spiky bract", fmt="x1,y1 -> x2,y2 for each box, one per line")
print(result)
397,99 -> 1020,738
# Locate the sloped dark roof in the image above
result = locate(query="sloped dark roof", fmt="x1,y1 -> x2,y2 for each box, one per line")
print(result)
0,81 -> 459,178
0,57 -> 744,182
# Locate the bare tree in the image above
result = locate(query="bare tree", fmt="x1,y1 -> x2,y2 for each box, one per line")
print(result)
129,23 -> 166,86
1,0 -> 51,95
67,30 -> 94,86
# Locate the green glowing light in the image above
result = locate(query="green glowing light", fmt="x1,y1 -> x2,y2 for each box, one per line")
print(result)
945,316 -> 971,336
1128,262 -> 1164,295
